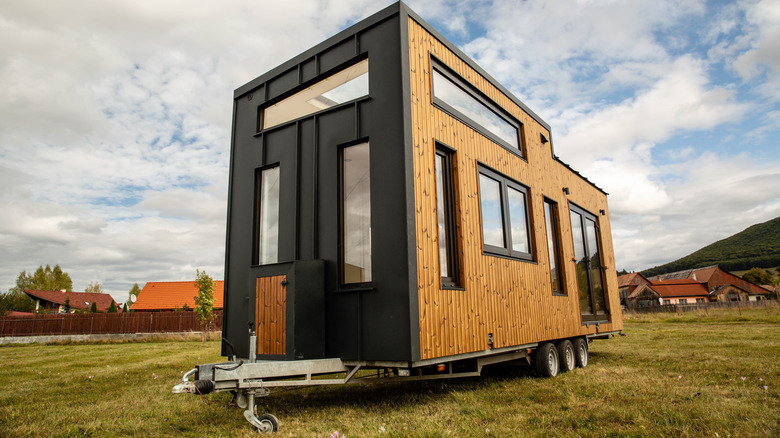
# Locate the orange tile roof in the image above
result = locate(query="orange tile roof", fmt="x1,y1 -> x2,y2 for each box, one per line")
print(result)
24,290 -> 117,312
617,272 -> 650,287
130,281 -> 224,311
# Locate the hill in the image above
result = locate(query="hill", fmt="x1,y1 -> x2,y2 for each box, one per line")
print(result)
642,216 -> 780,277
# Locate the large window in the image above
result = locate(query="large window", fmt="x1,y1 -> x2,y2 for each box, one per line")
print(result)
435,146 -> 460,288
477,166 -> 533,261
544,199 -> 565,295
262,59 -> 369,130
255,166 -> 280,265
431,59 -> 522,155
341,142 -> 372,284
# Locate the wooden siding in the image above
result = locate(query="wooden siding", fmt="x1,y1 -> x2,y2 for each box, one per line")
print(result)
255,275 -> 287,356
408,17 -> 623,361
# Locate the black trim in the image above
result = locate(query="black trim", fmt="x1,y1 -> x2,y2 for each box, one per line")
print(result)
569,202 -> 610,324
430,57 -> 525,159
543,197 -> 566,296
477,164 -> 534,262
435,144 -> 461,289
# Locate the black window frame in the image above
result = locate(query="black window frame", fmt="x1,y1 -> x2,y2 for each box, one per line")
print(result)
338,139 -> 373,287
435,143 -> 461,289
477,164 -> 534,262
430,56 -> 525,159
252,163 -> 281,266
543,197 -> 566,296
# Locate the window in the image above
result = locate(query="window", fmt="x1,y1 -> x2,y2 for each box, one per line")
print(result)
477,166 -> 532,261
663,299 -> 671,305
431,59 -> 522,155
435,146 -> 460,288
262,59 -> 369,130
341,142 -> 372,284
543,199 -> 564,295
255,166 -> 280,265
679,299 -> 688,305
696,298 -> 705,304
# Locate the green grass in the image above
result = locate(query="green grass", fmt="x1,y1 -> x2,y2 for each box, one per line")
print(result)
1,308 -> 778,437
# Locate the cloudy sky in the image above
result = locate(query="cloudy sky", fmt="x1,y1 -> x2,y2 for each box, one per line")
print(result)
1,0 -> 778,303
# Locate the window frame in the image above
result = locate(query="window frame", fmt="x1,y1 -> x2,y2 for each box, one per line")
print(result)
257,56 -> 369,133
477,164 -> 534,262
253,164 -> 281,266
543,198 -> 566,296
338,140 -> 373,286
430,57 -> 524,158
435,143 -> 461,289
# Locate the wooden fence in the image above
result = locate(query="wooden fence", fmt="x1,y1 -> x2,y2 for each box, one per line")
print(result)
623,299 -> 778,314
0,310 -> 222,337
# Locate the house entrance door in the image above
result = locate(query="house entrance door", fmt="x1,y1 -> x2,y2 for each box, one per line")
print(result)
570,205 -> 609,324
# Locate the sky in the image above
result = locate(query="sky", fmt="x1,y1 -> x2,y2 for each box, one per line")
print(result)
1,0 -> 779,304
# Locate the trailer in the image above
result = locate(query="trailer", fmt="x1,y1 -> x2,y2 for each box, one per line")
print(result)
174,2 -> 623,432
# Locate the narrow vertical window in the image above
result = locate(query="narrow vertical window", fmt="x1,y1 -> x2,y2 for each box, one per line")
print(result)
256,166 -> 280,265
478,173 -> 505,249
341,142 -> 372,284
544,199 -> 564,295
507,186 -> 530,253
435,147 -> 459,288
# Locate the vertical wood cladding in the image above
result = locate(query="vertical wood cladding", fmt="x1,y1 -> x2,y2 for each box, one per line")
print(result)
255,275 -> 287,356
408,18 -> 623,360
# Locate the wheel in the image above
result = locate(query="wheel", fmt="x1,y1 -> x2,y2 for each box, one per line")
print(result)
556,340 -> 576,372
254,413 -> 279,434
573,337 -> 589,368
534,342 -> 559,378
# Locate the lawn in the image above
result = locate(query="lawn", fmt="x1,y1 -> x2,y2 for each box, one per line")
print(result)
0,308 -> 778,437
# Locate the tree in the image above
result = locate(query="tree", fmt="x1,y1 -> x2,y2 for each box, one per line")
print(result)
90,302 -> 98,313
122,303 -> 128,312
194,270 -> 215,342
107,300 -> 118,313
2,264 -> 73,314
63,297 -> 72,313
742,267 -> 774,285
128,283 -> 141,302
84,282 -> 104,294
0,290 -> 35,315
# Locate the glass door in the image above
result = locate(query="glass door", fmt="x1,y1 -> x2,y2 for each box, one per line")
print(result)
570,205 -> 609,323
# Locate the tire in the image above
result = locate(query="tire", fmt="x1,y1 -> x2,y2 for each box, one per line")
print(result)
534,342 -> 559,378
556,340 -> 576,372
573,337 -> 589,368
255,413 -> 279,434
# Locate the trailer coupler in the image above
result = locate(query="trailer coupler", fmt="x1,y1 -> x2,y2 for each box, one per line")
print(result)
172,368 -> 214,395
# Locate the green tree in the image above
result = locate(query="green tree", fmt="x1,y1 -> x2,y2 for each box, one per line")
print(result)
128,283 -> 141,302
84,282 -> 104,294
90,302 -> 98,313
742,267 -> 774,285
194,270 -> 215,342
63,297 -> 72,313
2,265 -> 74,314
122,303 -> 128,312
107,300 -> 118,313
0,290 -> 35,315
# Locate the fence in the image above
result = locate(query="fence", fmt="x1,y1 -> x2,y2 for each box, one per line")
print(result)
0,310 -> 222,337
623,299 -> 778,314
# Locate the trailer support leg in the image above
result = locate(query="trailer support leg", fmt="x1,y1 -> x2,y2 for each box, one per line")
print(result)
243,390 -> 278,433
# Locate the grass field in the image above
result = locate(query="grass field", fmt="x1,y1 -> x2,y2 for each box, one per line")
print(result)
1,308 -> 778,437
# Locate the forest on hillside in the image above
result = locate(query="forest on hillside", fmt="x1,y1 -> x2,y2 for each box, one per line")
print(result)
642,216 -> 780,278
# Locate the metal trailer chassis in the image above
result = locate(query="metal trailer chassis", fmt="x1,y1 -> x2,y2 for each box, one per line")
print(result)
173,331 -> 621,433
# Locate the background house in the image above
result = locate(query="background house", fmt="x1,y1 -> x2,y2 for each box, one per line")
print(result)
653,265 -> 767,301
130,281 -> 224,311
618,273 -> 660,308
24,289 -> 118,313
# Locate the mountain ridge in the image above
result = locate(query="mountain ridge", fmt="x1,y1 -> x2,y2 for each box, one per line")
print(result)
641,216 -> 780,277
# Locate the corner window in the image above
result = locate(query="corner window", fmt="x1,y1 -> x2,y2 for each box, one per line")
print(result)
544,199 -> 565,295
341,142 -> 372,284
255,166 -> 280,265
262,59 -> 369,130
435,146 -> 460,288
431,58 -> 522,155
477,165 -> 533,261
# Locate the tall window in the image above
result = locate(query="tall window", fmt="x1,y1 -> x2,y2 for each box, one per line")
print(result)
262,59 -> 369,130
431,58 -> 522,155
435,146 -> 459,288
341,142 -> 372,284
477,166 -> 533,261
543,199 -> 564,295
255,166 -> 280,265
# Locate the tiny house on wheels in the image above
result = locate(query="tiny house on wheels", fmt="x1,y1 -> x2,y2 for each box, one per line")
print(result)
174,2 -> 623,432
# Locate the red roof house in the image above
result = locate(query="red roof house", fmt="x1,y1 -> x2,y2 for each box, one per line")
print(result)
653,265 -> 768,301
24,289 -> 118,313
130,281 -> 224,311
649,279 -> 710,305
